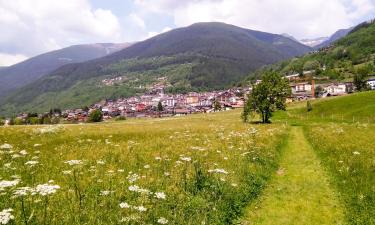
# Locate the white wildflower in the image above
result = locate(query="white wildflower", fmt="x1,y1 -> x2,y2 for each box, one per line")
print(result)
0,208 -> 14,224
25,161 -> 39,166
0,180 -> 20,190
19,150 -> 28,155
157,217 -> 169,224
0,144 -> 12,149
133,205 -> 147,212
62,170 -> 72,175
65,160 -> 83,166
97,160 -> 105,165
100,190 -> 114,196
128,185 -> 150,194
35,184 -> 60,196
127,173 -> 139,183
208,168 -> 229,175
180,157 -> 191,162
33,144 -> 42,147
155,192 -> 166,200
144,165 -> 150,169
119,202 -> 130,209
155,156 -> 162,160
13,187 -> 33,197
353,151 -> 360,155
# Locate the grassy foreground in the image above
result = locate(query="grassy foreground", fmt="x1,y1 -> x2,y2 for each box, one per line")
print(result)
0,110 -> 288,224
242,127 -> 344,225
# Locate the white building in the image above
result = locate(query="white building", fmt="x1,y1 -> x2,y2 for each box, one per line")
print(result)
367,79 -> 375,90
324,84 -> 347,96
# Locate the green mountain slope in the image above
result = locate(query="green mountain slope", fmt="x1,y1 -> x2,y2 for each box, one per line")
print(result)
247,20 -> 375,82
0,43 -> 131,99
1,22 -> 311,115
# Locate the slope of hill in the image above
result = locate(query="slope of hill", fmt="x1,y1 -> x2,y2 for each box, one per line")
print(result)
314,27 -> 352,49
247,21 -> 375,83
0,43 -> 131,99
1,22 -> 311,115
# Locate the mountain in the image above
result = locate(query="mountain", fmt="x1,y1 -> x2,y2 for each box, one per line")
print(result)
246,20 -> 375,83
281,33 -> 300,43
0,43 -> 131,98
0,22 -> 311,115
314,27 -> 353,49
299,37 -> 328,47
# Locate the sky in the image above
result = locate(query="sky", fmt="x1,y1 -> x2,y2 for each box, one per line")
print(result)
0,0 -> 374,66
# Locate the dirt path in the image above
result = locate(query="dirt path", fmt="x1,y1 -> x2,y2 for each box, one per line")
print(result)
241,126 -> 344,225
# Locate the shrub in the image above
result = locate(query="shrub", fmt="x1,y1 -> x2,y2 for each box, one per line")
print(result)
307,101 -> 312,112
88,109 -> 103,122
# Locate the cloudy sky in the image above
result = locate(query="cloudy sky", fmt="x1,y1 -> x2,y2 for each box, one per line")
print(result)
0,0 -> 374,66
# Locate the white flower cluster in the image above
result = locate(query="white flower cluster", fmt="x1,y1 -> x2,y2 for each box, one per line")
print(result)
34,184 -> 60,196
13,187 -> 33,197
128,185 -> 151,194
154,192 -> 166,200
126,173 -> 139,183
157,217 -> 169,224
34,125 -> 63,134
25,161 -> 39,166
208,168 -> 229,175
0,208 -> 14,224
119,202 -> 147,212
65,160 -> 83,166
180,156 -> 191,162
0,180 -> 20,191
0,144 -> 12,149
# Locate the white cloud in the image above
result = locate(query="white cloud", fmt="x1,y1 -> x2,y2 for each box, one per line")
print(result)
128,13 -> 146,29
0,53 -> 28,66
0,0 -> 122,58
134,0 -> 375,39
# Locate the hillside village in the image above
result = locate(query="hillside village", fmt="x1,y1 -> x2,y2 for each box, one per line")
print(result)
4,72 -> 374,125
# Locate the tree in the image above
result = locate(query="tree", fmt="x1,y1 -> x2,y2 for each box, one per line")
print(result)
213,100 -> 221,111
314,86 -> 324,97
242,71 -> 291,123
354,66 -> 370,91
157,101 -> 163,112
88,109 -> 103,122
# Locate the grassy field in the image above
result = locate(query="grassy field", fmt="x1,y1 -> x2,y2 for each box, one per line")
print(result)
288,91 -> 375,224
0,110 -> 288,224
1,91 -> 375,225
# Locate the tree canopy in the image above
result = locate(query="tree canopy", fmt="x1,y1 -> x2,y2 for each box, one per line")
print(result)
242,71 -> 291,123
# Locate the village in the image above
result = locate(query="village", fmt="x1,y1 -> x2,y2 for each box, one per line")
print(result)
5,72 -> 375,125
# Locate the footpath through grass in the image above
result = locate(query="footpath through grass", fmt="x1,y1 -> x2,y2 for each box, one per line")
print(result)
242,126 -> 344,225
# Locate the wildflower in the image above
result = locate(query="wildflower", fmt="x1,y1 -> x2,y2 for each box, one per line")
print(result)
155,192 -> 166,200
62,170 -> 72,175
0,208 -> 14,224
127,173 -> 139,183
157,217 -> 169,224
133,205 -> 147,212
353,151 -> 360,155
65,160 -> 83,166
18,151 -> 27,156
119,202 -> 130,209
155,156 -> 162,160
34,184 -> 60,196
164,172 -> 170,177
231,183 -> 238,187
128,185 -> 150,194
180,156 -> 191,162
11,154 -> 20,159
0,180 -> 20,190
100,190 -> 114,196
0,144 -> 12,149
25,161 -> 39,166
33,144 -> 42,147
144,164 -> 150,169
13,187 -> 33,197
208,168 -> 229,175
97,160 -> 105,165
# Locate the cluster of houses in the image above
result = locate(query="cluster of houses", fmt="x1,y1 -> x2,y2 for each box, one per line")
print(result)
62,88 -> 246,121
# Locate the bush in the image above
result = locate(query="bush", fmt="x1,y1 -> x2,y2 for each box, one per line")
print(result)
307,101 -> 313,112
88,109 -> 103,122
115,116 -> 127,121
14,118 -> 24,125
0,119 -> 4,126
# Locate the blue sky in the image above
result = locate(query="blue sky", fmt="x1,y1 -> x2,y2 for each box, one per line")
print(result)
0,0 -> 374,66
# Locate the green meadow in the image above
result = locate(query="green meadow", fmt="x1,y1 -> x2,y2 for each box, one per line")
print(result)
1,91 -> 375,224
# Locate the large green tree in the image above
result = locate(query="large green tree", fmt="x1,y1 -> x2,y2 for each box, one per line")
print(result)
354,66 -> 370,91
242,72 -> 291,123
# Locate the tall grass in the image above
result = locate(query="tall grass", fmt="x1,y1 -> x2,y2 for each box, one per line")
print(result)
0,110 -> 288,224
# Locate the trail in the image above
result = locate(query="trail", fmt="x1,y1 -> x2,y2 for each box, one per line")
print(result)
241,126 -> 344,225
